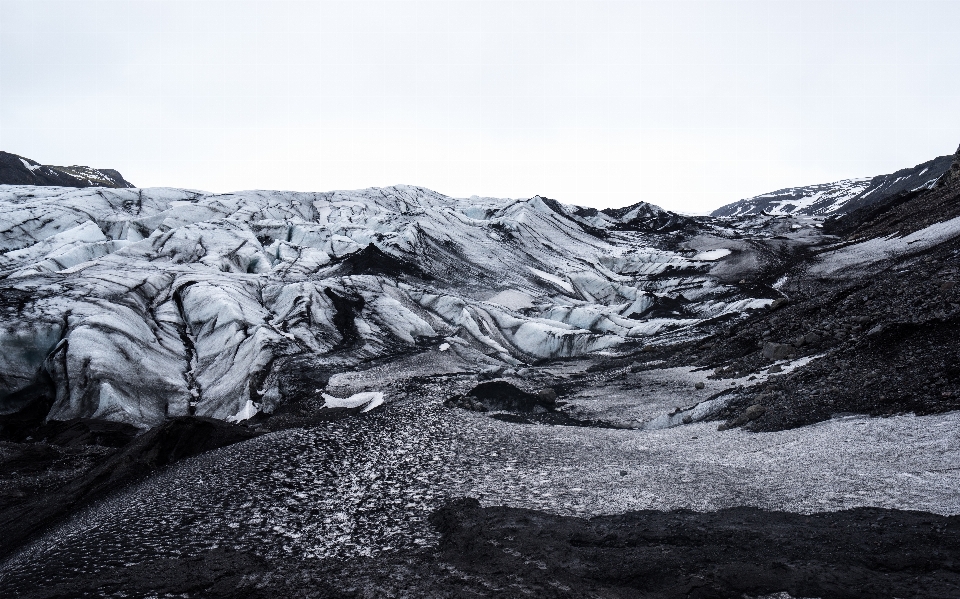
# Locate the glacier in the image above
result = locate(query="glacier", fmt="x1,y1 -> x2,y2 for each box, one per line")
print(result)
0,184 -> 774,428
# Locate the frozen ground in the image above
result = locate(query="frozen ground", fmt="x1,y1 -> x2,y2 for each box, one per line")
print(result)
2,365 -> 958,592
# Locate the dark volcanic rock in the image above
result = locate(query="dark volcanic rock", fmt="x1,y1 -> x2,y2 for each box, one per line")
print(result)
33,418 -> 139,448
638,292 -> 693,319
16,498 -> 959,598
937,143 -> 960,188
762,341 -> 794,361
653,167 -> 960,431
0,416 -> 256,557
460,380 -> 554,413
0,150 -> 135,188
446,380 -> 622,428
718,403 -> 768,431
324,287 -> 367,350
713,152 -> 953,218
11,548 -> 273,599
602,200 -> 702,233
824,158 -> 960,240
0,372 -> 57,442
334,242 -> 434,280
425,498 -> 960,599
118,416 -> 258,473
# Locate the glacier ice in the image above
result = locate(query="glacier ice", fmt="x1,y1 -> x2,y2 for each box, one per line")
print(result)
0,184 -> 774,427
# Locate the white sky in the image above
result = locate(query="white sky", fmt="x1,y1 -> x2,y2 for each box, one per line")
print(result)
1,0 -> 958,213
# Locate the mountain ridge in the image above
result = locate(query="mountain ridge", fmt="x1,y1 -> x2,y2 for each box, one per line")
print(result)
712,152 -> 954,218
0,151 -> 134,189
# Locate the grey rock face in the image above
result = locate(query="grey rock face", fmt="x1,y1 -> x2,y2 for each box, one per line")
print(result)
717,403 -> 767,430
938,144 -> 960,188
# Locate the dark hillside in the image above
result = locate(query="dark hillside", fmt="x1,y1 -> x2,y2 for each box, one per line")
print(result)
0,151 -> 134,188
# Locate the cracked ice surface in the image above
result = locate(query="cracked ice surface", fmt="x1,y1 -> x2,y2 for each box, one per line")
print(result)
0,185 -> 768,427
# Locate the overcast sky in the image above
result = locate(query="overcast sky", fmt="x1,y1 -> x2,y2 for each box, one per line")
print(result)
1,0 -> 958,213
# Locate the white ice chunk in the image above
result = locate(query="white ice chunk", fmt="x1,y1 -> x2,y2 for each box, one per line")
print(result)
321,391 -> 385,413
227,399 -> 259,423
528,267 -> 575,294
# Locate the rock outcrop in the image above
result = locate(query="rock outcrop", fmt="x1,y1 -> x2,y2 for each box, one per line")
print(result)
938,143 -> 960,188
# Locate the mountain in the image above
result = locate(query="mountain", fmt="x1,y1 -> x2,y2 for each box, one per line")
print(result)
711,152 -> 954,217
1,147 -> 960,596
0,151 -> 134,188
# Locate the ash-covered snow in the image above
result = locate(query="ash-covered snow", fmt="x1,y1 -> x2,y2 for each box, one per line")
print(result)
812,214 -> 960,276
692,248 -> 731,261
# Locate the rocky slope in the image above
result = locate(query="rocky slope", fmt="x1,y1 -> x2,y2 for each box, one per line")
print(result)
712,152 -> 953,217
0,152 -> 134,189
632,145 -> 960,434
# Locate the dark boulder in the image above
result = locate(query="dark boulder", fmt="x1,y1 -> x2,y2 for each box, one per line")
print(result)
762,342 -> 794,361
451,380 -> 553,413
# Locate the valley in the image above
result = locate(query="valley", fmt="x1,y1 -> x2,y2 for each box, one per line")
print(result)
1,146 -> 959,597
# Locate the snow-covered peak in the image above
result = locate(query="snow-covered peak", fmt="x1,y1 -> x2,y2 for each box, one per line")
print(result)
712,153 -> 954,218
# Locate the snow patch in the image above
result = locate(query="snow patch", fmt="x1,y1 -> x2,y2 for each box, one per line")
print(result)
528,267 -> 575,294
486,289 -> 536,310
19,158 -> 41,172
812,215 -> 960,275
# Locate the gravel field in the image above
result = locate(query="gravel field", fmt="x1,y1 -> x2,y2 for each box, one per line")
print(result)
2,374 -> 958,594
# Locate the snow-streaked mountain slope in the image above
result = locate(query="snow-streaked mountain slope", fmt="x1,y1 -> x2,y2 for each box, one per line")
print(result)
0,151 -> 135,189
712,153 -> 953,217
0,185 -> 773,428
